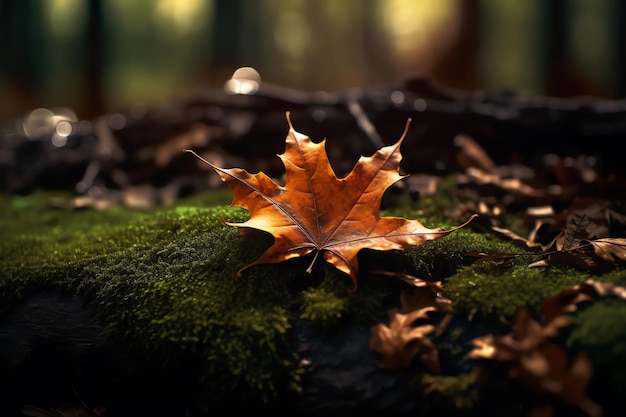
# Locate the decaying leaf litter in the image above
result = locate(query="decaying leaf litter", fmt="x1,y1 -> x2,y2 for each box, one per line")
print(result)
6,109 -> 626,417
184,113 -> 626,416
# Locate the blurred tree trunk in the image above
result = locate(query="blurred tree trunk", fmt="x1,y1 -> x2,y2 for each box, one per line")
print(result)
432,0 -> 479,90
617,0 -> 626,97
0,0 -> 45,119
211,0 -> 243,65
543,0 -> 610,97
80,0 -> 105,119
543,0 -> 574,97
210,0 -> 261,81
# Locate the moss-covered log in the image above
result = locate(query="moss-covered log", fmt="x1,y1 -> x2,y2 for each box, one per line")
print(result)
1,190 -> 626,417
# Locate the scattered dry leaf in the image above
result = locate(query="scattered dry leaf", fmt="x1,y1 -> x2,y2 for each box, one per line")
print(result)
541,279 -> 626,323
586,237 -> 626,263
538,203 -> 626,272
468,279 -> 626,417
400,280 -> 454,315
370,273 -> 454,371
469,307 -> 600,417
454,133 -> 496,171
461,166 -> 544,198
370,307 -> 439,372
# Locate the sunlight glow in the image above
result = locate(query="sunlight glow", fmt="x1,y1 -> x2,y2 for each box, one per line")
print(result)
154,0 -> 211,36
380,0 -> 460,75
44,0 -> 86,37
274,11 -> 311,58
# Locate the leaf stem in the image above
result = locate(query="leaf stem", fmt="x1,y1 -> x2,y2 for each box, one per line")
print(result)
306,250 -> 320,275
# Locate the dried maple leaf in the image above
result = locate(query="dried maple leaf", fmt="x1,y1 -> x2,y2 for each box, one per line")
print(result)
370,273 -> 453,371
469,307 -> 601,417
466,279 -> 626,417
399,280 -> 454,338
531,204 -> 626,271
459,166 -> 544,198
400,280 -> 453,314
586,237 -> 626,263
369,306 -> 440,372
541,279 -> 626,323
186,112 -> 474,289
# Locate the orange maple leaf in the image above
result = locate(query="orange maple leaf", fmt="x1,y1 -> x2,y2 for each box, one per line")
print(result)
186,113 -> 474,289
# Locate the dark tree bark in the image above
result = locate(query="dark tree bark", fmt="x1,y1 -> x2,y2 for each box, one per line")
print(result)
0,0 -> 46,120
80,0 -> 106,120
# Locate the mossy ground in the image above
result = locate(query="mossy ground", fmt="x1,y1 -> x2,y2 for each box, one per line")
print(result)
1,185 -> 625,414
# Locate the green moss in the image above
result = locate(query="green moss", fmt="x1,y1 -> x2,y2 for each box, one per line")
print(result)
421,371 -> 480,412
0,192 -> 251,311
292,194 -> 527,329
2,188 -> 625,410
442,264 -> 592,322
567,297 -> 626,395
0,192 -> 302,403
1,199 -> 246,274
300,284 -> 348,322
298,265 -> 393,329
358,226 -> 528,283
96,260 -> 298,403
0,191 -> 391,404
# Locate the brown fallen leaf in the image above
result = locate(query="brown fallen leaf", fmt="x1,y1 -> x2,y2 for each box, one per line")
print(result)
586,237 -> 626,263
469,307 -> 601,417
466,279 -> 626,417
454,133 -> 496,172
186,112 -> 474,289
399,280 -> 454,315
369,270 -> 454,313
370,273 -> 453,371
369,307 -> 440,372
489,226 -> 544,252
461,166 -> 544,198
537,204 -> 626,272
541,279 -> 626,323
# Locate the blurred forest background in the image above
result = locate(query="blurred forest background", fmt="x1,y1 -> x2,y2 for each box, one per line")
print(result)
1,0 -> 625,122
